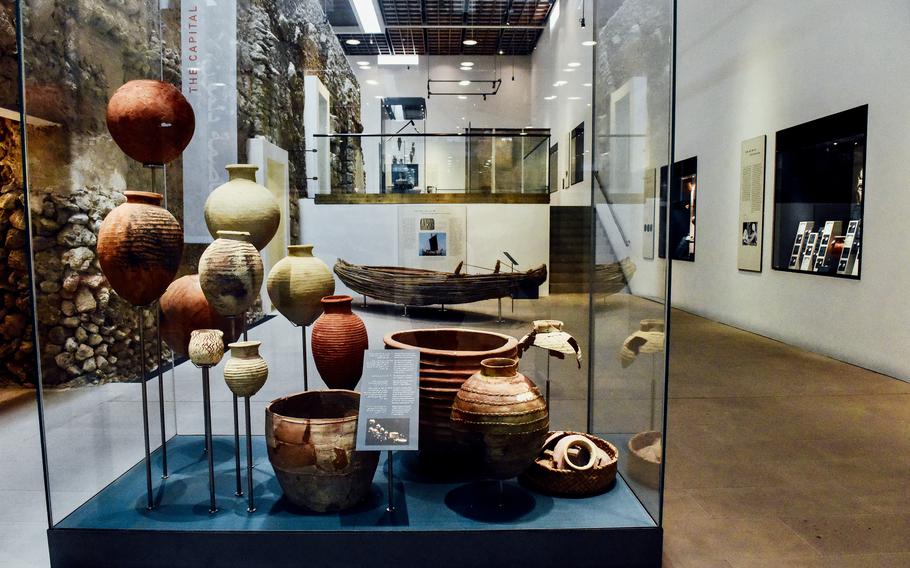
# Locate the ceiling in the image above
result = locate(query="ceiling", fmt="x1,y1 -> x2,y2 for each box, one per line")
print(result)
325,0 -> 555,56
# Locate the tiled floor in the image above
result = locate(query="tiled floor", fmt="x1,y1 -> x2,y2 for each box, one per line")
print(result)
662,311 -> 910,568
1,296 -> 908,567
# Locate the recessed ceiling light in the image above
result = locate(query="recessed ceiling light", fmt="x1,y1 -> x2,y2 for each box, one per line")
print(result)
568,62 -> 582,68
460,66 -> 472,71
374,95 -> 383,99
360,65 -> 371,69
356,61 -> 369,66
582,40 -> 597,46
458,95 -> 468,100
459,80 -> 471,86
463,39 -> 478,46
346,38 -> 361,46
553,80 -> 568,87
563,68 -> 576,72
461,61 -> 474,67
583,83 -> 592,87
366,79 -> 379,85
544,95 -> 557,100
568,96 -> 581,100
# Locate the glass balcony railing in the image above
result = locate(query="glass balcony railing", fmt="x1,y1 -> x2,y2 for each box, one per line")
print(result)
312,129 -> 550,195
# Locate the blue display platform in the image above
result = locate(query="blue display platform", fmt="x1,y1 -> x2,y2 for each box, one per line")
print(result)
48,435 -> 661,567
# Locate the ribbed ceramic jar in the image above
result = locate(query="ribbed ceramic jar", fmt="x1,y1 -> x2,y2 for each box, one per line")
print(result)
311,296 -> 368,390
97,191 -> 183,307
451,357 -> 549,479
198,231 -> 263,317
159,275 -> 237,357
383,329 -> 518,462
266,245 -> 335,327
106,80 -> 195,165
203,164 -> 280,251
223,341 -> 268,398
266,390 -> 379,512
188,329 -> 225,367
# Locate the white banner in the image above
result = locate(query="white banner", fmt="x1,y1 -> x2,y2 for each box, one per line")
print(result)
181,0 -> 238,243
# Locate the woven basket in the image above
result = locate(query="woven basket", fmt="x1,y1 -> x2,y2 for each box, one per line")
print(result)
519,431 -> 618,497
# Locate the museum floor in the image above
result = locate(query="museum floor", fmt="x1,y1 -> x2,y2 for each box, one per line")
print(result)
0,295 -> 909,566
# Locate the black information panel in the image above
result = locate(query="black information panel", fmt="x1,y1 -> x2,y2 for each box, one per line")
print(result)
772,105 -> 867,278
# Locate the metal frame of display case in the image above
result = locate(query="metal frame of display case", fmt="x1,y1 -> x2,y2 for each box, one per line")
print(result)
10,0 -> 677,566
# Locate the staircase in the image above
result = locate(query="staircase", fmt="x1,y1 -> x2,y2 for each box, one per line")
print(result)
549,206 -> 592,294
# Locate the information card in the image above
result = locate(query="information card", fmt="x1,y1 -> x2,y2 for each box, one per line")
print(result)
356,350 -> 420,451
737,135 -> 767,271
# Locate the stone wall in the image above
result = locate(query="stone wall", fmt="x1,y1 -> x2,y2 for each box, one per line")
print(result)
9,0 -> 361,386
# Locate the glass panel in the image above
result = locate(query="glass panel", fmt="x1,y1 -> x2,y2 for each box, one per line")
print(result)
591,0 -> 674,523
20,1 -> 179,523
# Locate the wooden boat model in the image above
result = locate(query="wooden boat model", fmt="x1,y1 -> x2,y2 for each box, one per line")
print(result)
334,259 -> 548,306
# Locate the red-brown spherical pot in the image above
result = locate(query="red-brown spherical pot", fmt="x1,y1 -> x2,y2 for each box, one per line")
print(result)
159,275 -> 238,358
97,191 -> 183,307
106,80 -> 195,166
311,296 -> 368,390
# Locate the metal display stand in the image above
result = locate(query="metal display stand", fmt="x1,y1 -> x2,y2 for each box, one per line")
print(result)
300,325 -> 309,391
228,315 -> 243,497
135,306 -> 154,510
199,365 -> 217,514
147,164 -> 169,480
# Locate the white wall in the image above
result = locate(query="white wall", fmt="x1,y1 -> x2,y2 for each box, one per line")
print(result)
675,0 -> 910,381
531,0 -> 595,206
350,56 -> 533,193
301,201 -> 550,296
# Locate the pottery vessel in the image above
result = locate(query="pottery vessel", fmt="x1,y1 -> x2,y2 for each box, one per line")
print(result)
159,275 -> 238,357
97,191 -> 183,307
266,245 -> 335,326
188,329 -> 225,367
383,328 -> 518,461
203,164 -> 280,251
198,231 -> 263,317
311,296 -> 368,390
224,341 -> 268,397
266,390 -> 379,512
451,357 -> 549,479
106,80 -> 195,165
628,431 -> 662,489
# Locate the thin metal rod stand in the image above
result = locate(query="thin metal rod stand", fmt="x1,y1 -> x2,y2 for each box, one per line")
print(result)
301,325 -> 309,391
137,307 -> 154,510
497,298 -> 504,323
245,396 -> 255,513
201,366 -> 217,514
362,295 -> 367,308
229,316 -> 242,497
156,309 -> 168,478
545,354 -> 551,413
386,450 -> 395,512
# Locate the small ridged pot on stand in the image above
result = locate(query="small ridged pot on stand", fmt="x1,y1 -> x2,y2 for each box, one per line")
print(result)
311,295 -> 368,390
451,357 -> 549,479
224,340 -> 269,513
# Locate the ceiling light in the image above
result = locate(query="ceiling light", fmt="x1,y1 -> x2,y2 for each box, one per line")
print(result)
544,95 -> 557,100
351,0 -> 382,34
460,66 -> 472,71
582,40 -> 597,46
459,80 -> 471,86
568,96 -> 581,100
461,61 -> 474,67
583,82 -> 592,87
359,65 -> 371,69
366,79 -> 379,85
378,54 -> 419,66
374,95 -> 383,99
458,95 -> 468,100
563,68 -> 576,72
568,62 -> 582,68
346,38 -> 361,46
356,61 -> 369,66
463,39 -> 478,46
553,80 -> 568,87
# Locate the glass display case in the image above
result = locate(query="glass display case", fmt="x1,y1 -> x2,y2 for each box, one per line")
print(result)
12,0 -> 676,566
